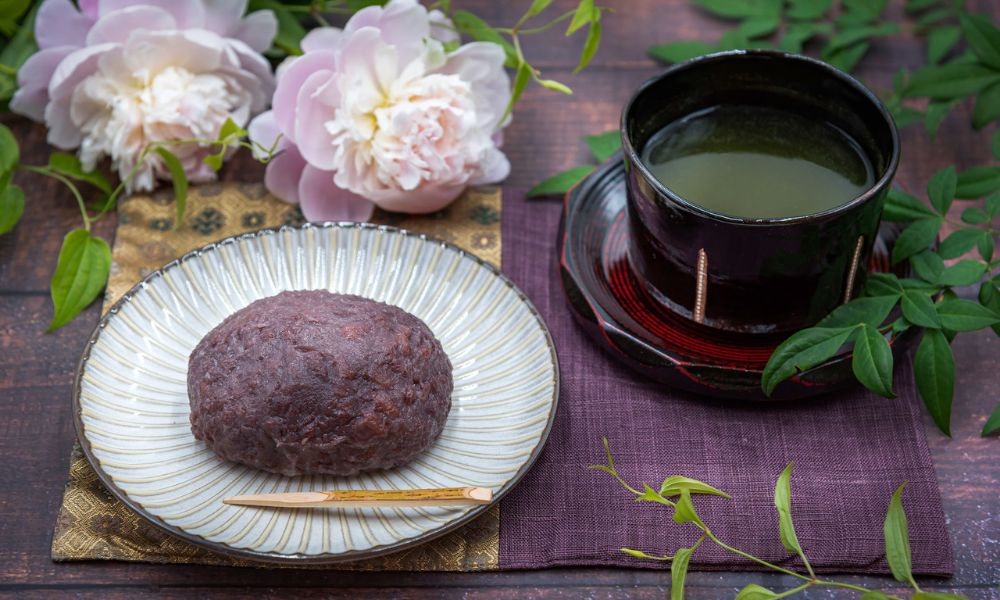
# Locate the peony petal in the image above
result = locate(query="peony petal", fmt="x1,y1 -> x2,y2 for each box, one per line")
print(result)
232,9 -> 278,52
299,165 -> 375,222
122,30 -> 225,75
293,70 -> 339,170
48,43 -> 114,101
85,6 -> 177,45
439,42 -> 510,129
270,49 -> 336,141
201,0 -> 247,35
247,110 -> 280,160
301,27 -> 344,53
36,0 -> 95,49
44,97 -> 83,148
369,183 -> 466,215
470,147 -> 510,185
345,0 -> 428,59
78,0 -> 99,19
427,9 -> 459,44
226,38 -> 276,107
98,0 -> 205,28
264,142 -> 307,204
9,46 -> 75,121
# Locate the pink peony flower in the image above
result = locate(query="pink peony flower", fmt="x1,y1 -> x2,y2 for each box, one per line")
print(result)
11,0 -> 277,192
248,0 -> 511,222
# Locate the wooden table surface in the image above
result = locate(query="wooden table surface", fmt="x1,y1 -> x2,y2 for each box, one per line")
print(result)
1,1 -> 997,598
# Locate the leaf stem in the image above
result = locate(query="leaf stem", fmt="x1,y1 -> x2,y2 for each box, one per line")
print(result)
21,166 -> 91,231
497,10 -> 576,35
701,528 -> 811,580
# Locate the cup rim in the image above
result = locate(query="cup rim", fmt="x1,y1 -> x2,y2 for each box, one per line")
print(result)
619,49 -> 901,227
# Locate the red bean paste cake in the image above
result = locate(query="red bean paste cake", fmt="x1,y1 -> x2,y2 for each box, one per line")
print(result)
187,290 -> 453,477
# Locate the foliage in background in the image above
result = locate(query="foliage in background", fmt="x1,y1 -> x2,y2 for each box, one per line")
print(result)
593,438 -> 969,600
0,0 -> 608,330
530,2 -> 1000,438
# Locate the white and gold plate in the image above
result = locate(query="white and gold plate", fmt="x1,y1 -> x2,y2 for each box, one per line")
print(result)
73,223 -> 559,563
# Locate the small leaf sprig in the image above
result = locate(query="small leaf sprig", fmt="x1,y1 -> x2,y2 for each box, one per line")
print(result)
527,130 -> 621,197
592,438 -> 970,600
648,0 -> 899,74
0,119 -> 279,331
763,165 -> 1000,438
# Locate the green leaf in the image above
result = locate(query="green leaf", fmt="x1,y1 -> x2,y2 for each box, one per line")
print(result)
218,117 -> 242,141
48,229 -> 111,332
527,165 -> 594,197
938,227 -> 983,258
47,152 -> 112,194
537,78 -> 572,94
659,475 -> 731,498
852,324 -> 895,397
865,272 -> 904,296
936,298 -> 1000,330
892,218 -> 942,264
916,7 -> 951,28
779,22 -> 831,52
839,0 -> 887,24
202,153 -> 224,172
823,41 -> 870,73
939,259 -> 987,286
786,0 -> 832,20
884,189 -> 936,221
994,129 -> 1000,162
524,0 -> 553,19
0,3 -> 38,105
983,403 -> 1000,436
902,290 -> 943,327
154,147 -> 188,224
249,0 -> 305,55
818,295 -> 900,328
566,0 -> 594,35
761,326 -> 857,395
735,584 -> 779,600
0,184 -> 24,235
649,41 -> 715,63
978,232 -> 994,261
620,547 -> 665,560
960,12 -> 1000,70
904,63 -> 1000,100
672,489 -> 704,527
584,131 -> 621,162
986,191 -> 1000,216
927,25 -> 962,64
927,166 -> 957,214
0,123 -> 18,175
915,329 -> 955,436
774,463 -> 810,568
825,23 -> 898,53
972,82 -> 1000,128
693,0 -> 780,18
670,546 -> 694,600
739,16 -> 780,39
636,483 -> 673,506
979,282 -> 1000,335
883,482 -> 918,588
574,17 -> 601,74
910,250 -> 945,283
956,166 -> 1000,198
924,101 -> 956,138
501,60 -> 531,125
452,11 -> 517,67
905,0 -> 941,11
961,207 -> 989,224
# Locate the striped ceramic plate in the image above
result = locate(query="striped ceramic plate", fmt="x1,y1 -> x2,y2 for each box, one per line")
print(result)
74,223 -> 559,563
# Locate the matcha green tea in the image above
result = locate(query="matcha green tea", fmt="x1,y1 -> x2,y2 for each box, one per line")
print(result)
640,105 -> 874,219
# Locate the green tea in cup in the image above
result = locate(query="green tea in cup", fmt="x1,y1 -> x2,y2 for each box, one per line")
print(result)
640,104 -> 874,219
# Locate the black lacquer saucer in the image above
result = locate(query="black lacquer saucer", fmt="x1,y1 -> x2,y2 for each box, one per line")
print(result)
559,156 -> 914,401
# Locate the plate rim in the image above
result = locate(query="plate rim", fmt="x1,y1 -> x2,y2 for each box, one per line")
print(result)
72,221 -> 561,565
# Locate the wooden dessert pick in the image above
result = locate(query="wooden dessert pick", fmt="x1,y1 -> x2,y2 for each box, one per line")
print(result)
223,487 -> 493,509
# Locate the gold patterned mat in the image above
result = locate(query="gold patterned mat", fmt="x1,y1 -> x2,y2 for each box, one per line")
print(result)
51,183 -> 502,570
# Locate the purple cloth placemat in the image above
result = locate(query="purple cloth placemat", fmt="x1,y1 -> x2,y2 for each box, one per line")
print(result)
497,189 -> 953,575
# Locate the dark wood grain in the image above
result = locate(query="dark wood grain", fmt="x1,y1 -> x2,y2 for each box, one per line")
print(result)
1,0 -> 998,598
